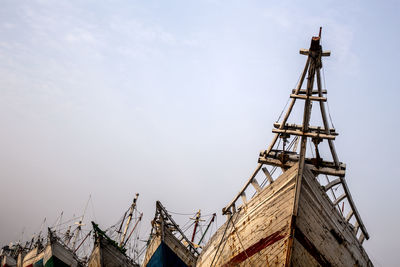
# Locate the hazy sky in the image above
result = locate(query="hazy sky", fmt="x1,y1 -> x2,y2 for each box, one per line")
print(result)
0,0 -> 399,266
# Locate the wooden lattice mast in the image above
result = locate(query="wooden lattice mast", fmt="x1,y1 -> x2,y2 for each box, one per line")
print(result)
222,28 -> 369,243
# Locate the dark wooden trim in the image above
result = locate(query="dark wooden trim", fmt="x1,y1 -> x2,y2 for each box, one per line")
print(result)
294,227 -> 332,267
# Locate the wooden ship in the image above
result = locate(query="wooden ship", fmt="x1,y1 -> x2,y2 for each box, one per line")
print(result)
19,228 -> 83,267
88,194 -> 142,267
196,29 -> 373,266
142,201 -> 201,267
42,229 -> 83,267
1,243 -> 21,267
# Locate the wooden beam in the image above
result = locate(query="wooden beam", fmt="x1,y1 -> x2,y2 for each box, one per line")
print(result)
291,89 -> 327,95
273,123 -> 337,135
272,128 -> 336,140
354,221 -> 359,235
346,210 -> 354,222
300,49 -> 331,56
240,192 -> 247,204
316,68 -> 340,167
341,178 -> 370,240
333,193 -> 346,206
258,156 -> 346,177
323,178 -> 341,191
262,167 -> 274,184
310,166 -> 346,177
359,233 -> 365,244
261,151 -> 346,170
251,178 -> 262,193
290,94 -> 327,102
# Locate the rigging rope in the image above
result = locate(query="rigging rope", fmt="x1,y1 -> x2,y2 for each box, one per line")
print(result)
276,97 -> 290,123
322,66 -> 335,128
166,210 -> 196,216
231,218 -> 250,262
276,63 -> 304,123
211,213 -> 240,267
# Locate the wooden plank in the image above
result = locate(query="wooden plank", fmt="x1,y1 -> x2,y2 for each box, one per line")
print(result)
291,89 -> 327,95
290,94 -> 327,102
323,178 -> 341,191
333,193 -> 346,206
250,178 -> 262,193
340,178 -> 370,240
359,233 -> 365,244
258,157 -> 346,177
300,49 -> 331,56
262,167 -> 274,184
346,210 -> 354,222
315,68 -> 340,167
272,128 -> 336,140
354,221 -> 359,235
240,192 -> 247,204
262,152 -> 346,171
273,123 -> 337,135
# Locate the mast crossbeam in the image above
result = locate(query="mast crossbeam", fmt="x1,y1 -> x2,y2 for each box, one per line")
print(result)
300,49 -> 331,56
258,156 -> 346,177
272,128 -> 336,140
291,89 -> 327,95
273,123 -> 337,135
290,94 -> 327,102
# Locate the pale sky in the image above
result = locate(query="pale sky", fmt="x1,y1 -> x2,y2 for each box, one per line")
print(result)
0,0 -> 399,266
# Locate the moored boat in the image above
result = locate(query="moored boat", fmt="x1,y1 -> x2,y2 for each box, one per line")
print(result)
88,194 -> 142,267
42,230 -> 83,267
1,245 -> 18,267
196,29 -> 373,266
142,201 -> 200,267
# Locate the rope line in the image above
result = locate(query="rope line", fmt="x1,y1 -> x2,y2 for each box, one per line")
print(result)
322,66 -> 335,128
210,214 -> 233,266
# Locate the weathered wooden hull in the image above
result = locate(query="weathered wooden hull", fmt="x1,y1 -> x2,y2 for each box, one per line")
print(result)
142,229 -> 197,267
289,166 -> 372,266
196,164 -> 373,266
88,237 -> 138,267
17,252 -> 26,267
196,164 -> 298,266
22,248 -> 42,267
2,255 -> 17,267
144,241 -> 189,267
43,240 -> 81,267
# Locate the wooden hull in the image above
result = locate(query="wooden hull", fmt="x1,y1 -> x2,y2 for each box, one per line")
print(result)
22,248 -> 41,267
2,255 -> 17,267
88,237 -> 138,267
289,166 -> 372,266
196,164 -> 373,266
43,240 -> 81,267
142,229 -> 197,267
